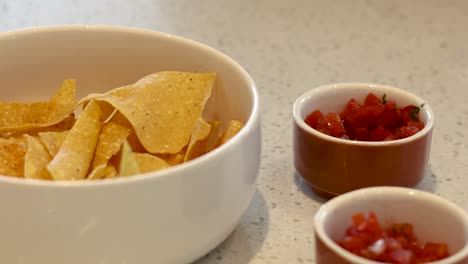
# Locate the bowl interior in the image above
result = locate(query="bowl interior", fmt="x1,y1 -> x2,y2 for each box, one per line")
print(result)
316,187 -> 468,260
0,26 -> 255,128
296,83 -> 433,128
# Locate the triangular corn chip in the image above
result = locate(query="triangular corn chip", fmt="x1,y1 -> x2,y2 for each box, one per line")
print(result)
24,135 -> 52,180
0,79 -> 76,133
0,136 -> 28,177
38,131 -> 69,157
135,153 -> 169,173
47,100 -> 103,180
119,141 -> 140,177
220,120 -> 243,145
205,121 -> 221,152
104,164 -> 118,179
184,119 -> 212,162
91,121 -> 130,170
93,71 -> 215,154
88,163 -> 118,180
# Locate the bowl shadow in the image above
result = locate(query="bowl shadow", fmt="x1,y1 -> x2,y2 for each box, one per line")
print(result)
293,172 -> 328,203
414,164 -> 437,193
193,188 -> 270,263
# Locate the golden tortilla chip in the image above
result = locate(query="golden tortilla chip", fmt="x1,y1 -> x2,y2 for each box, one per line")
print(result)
0,79 -> 76,133
88,163 -> 118,180
47,100 -> 103,180
87,163 -> 106,180
24,135 -> 52,180
205,121 -> 221,152
0,137 -> 28,177
7,114 -> 75,138
38,131 -> 69,157
93,71 -> 215,154
104,164 -> 118,179
220,120 -> 243,145
135,153 -> 169,173
108,111 -> 146,152
119,141 -> 140,177
91,121 -> 130,170
51,79 -> 77,104
184,119 -> 212,161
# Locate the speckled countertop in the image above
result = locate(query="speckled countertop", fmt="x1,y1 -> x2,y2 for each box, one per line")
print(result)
1,0 -> 468,263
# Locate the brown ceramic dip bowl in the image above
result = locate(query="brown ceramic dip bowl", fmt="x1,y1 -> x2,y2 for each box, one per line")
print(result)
292,83 -> 434,198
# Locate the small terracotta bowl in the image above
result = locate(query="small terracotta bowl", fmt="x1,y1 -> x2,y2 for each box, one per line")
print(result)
314,187 -> 468,264
292,83 -> 434,198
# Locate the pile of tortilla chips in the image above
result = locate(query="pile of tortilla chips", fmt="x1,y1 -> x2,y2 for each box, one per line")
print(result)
0,71 -> 243,181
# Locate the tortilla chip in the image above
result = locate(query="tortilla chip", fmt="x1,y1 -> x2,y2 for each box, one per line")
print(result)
205,121 -> 221,152
0,79 -> 76,133
156,148 -> 186,166
91,121 -> 130,170
24,135 -> 52,180
40,113 -> 76,131
76,93 -> 102,107
119,141 -> 140,177
38,131 -> 69,157
88,163 -> 118,180
0,137 -> 28,177
108,111 -> 146,152
134,153 -> 169,173
184,119 -> 212,161
93,71 -> 215,154
51,79 -> 77,104
220,120 -> 243,145
87,163 -> 106,180
47,100 -> 103,180
104,164 -> 118,178
8,114 -> 75,139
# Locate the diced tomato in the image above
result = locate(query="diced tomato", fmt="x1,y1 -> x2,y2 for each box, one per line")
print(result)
338,236 -> 366,255
396,125 -> 420,139
354,105 -> 385,128
337,212 -> 450,263
408,121 -> 424,130
341,98 -> 362,119
365,92 -> 383,106
418,243 -> 449,261
304,110 -> 325,129
381,108 -> 401,127
386,224 -> 416,241
400,105 -> 422,126
355,127 -> 369,141
370,125 -> 392,141
324,113 -> 346,137
343,115 -> 362,140
357,212 -> 382,233
352,213 -> 365,226
385,99 -> 397,111
303,93 -> 425,141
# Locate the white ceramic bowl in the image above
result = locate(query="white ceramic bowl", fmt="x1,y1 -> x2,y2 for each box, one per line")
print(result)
0,26 -> 261,264
314,187 -> 468,264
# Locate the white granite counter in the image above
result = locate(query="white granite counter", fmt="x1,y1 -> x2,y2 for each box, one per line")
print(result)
1,0 -> 467,263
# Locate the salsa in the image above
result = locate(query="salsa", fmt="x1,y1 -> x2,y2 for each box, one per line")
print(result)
337,212 -> 449,264
304,93 -> 425,141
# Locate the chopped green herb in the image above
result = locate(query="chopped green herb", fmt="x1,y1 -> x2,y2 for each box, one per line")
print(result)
408,106 -> 420,121
382,94 -> 387,104
420,103 -> 425,108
